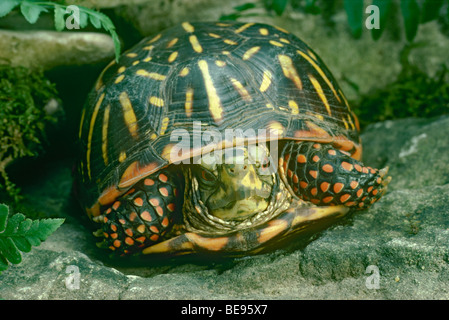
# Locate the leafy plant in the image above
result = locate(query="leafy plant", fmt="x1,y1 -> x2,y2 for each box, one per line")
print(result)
0,0 -> 121,61
0,64 -> 59,203
221,0 -> 449,42
0,203 -> 64,275
354,47 -> 449,127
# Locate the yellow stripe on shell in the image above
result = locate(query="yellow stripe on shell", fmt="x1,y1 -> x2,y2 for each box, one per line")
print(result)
242,46 -> 260,60
78,107 -> 86,139
223,39 -> 238,45
189,35 -> 203,53
305,111 -> 324,121
149,96 -> 165,107
160,117 -> 169,135
119,151 -> 127,162
179,67 -> 189,77
288,100 -> 299,115
230,78 -> 252,102
274,25 -> 289,33
309,74 -> 332,117
86,92 -> 105,179
136,69 -> 166,80
148,34 -> 161,43
259,70 -> 272,92
269,40 -> 283,47
278,54 -> 302,90
339,88 -> 350,109
235,23 -> 254,33
259,28 -> 269,35
185,87 -> 194,117
166,38 -> 178,48
342,117 -> 349,130
119,91 -> 139,138
182,22 -> 195,33
102,104 -> 110,165
198,60 -> 223,123
297,50 -> 341,103
208,33 -> 221,38
114,74 -> 125,84
168,51 -> 178,63
95,60 -> 115,91
215,60 -> 226,67
347,114 -> 356,130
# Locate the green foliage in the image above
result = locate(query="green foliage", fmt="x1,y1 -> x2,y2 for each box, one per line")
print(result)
0,203 -> 64,274
0,65 -> 58,203
0,0 -> 121,61
354,50 -> 449,127
344,0 -> 364,38
221,0 -> 448,42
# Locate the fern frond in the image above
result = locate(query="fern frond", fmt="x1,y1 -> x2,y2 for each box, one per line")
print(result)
0,203 -> 64,274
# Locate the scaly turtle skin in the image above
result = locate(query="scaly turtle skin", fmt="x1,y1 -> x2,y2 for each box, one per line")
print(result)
74,22 -> 391,256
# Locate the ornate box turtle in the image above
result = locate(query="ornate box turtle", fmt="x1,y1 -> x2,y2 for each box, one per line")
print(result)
74,22 -> 391,256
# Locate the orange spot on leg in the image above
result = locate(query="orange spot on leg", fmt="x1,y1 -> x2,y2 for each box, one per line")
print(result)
158,173 -> 168,182
140,211 -> 152,221
112,201 -> 121,210
341,162 -> 353,171
144,178 -> 155,186
340,194 -> 351,203
297,154 -> 307,163
323,196 -> 333,203
159,187 -> 169,197
134,197 -> 144,207
320,182 -> 330,192
350,181 -> 359,189
333,182 -> 344,193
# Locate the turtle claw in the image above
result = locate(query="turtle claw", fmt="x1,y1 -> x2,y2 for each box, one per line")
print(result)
93,228 -> 104,238
92,215 -> 104,223
96,239 -> 110,249
379,166 -> 389,178
382,175 -> 392,187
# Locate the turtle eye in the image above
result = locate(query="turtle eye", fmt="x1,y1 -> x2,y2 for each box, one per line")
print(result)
258,156 -> 272,175
200,169 -> 217,182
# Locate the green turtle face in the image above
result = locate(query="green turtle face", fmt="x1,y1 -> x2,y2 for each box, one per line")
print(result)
192,145 -> 275,220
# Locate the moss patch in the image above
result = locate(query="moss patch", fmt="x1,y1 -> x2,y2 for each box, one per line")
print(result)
353,46 -> 449,128
0,65 -> 59,204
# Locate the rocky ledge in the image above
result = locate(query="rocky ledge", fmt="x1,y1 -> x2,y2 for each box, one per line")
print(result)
1,116 -> 448,299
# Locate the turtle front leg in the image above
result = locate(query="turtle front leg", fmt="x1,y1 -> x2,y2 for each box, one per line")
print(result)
94,169 -> 184,256
280,141 -> 391,209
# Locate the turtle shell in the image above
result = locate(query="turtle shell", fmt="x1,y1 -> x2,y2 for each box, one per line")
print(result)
75,21 -> 361,217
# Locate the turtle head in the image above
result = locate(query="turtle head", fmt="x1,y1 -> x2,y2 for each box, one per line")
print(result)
196,145 -> 273,220
184,144 -> 289,231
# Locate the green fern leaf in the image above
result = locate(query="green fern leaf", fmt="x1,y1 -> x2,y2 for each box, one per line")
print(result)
20,1 -> 48,24
0,204 -> 64,275
54,5 -> 66,31
0,0 -> 19,18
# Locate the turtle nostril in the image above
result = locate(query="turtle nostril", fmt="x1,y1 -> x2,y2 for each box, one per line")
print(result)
243,165 -> 247,170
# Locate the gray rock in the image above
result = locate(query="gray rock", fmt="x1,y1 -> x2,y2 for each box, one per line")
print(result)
1,116 -> 448,300
0,30 -> 114,71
